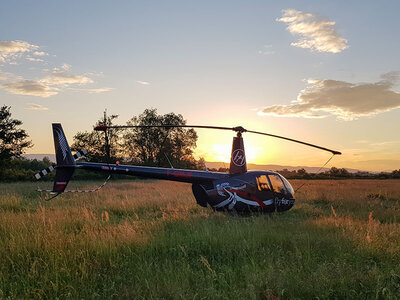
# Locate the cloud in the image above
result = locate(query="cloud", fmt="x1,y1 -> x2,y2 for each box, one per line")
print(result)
0,40 -> 101,97
0,41 -> 38,53
0,69 -> 20,81
41,68 -> 93,86
260,72 -> 400,120
137,80 -> 150,85
277,9 -> 348,53
26,57 -> 44,62
2,80 -> 58,97
33,51 -> 48,56
258,45 -> 274,55
26,103 -> 49,111
87,87 -> 113,93
0,40 -> 39,62
369,141 -> 400,147
0,66 -> 94,97
61,63 -> 71,70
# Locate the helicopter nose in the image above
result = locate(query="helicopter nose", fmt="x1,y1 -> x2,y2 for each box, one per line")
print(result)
276,198 -> 295,212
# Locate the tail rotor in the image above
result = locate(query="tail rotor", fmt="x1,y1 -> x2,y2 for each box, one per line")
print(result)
35,124 -> 77,196
35,124 -> 109,199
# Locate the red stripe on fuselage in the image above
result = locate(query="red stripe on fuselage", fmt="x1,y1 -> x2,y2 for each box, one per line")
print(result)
228,189 -> 267,207
167,169 -> 193,178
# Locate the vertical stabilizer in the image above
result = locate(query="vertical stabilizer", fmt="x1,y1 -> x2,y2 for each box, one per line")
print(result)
229,133 -> 247,174
52,123 -> 75,193
53,123 -> 75,166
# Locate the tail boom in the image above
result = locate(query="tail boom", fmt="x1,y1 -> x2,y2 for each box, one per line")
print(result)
76,162 -> 226,184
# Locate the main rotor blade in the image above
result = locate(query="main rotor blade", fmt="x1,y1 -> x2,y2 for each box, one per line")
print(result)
246,130 -> 341,155
94,124 -> 341,155
94,124 -> 236,131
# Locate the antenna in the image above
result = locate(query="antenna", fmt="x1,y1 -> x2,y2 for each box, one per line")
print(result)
103,109 -> 110,163
203,160 -> 209,172
164,153 -> 174,168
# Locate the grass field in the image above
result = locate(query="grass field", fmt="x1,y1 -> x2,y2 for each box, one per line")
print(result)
1,179 -> 400,299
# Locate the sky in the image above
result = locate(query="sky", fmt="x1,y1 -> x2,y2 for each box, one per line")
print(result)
1,0 -> 399,171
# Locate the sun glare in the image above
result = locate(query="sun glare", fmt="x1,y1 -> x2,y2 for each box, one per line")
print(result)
197,142 -> 264,164
205,144 -> 231,163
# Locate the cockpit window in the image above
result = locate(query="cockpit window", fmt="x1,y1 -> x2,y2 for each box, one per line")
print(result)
268,174 -> 287,194
256,175 -> 271,191
280,175 -> 294,195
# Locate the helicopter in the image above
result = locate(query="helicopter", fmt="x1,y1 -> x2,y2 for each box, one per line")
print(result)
35,123 -> 341,213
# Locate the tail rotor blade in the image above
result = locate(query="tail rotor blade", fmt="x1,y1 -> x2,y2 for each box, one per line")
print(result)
73,149 -> 88,160
35,165 -> 55,180
34,149 -> 88,180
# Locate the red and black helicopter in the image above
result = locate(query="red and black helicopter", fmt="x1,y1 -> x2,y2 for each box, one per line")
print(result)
36,123 -> 341,213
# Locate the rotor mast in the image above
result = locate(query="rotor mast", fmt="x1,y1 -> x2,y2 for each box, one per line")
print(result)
103,110 -> 111,162
229,127 -> 247,174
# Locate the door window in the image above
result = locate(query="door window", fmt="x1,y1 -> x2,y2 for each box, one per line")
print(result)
280,175 -> 294,195
256,175 -> 271,191
268,174 -> 287,194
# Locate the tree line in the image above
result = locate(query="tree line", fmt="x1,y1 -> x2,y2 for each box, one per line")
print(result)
210,166 -> 400,179
0,106 -> 203,181
276,167 -> 400,179
1,104 -> 399,181
70,108 -> 200,169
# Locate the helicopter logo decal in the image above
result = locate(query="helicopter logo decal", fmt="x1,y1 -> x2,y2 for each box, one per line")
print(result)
232,149 -> 246,166
214,182 -> 273,210
55,127 -> 68,160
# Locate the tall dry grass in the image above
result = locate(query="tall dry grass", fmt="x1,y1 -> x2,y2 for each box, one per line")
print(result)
292,179 -> 400,258
0,179 -> 399,298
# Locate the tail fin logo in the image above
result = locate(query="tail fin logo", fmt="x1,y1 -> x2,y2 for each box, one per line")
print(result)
55,127 -> 68,160
232,149 -> 246,167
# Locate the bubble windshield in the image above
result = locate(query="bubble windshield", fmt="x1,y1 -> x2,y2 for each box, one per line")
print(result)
279,175 -> 294,196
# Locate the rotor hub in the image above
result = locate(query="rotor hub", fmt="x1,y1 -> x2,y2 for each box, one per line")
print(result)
232,126 -> 247,133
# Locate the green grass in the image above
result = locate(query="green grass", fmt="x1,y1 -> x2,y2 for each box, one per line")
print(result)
0,179 -> 400,299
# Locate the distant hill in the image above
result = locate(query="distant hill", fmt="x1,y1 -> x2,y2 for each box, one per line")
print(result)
24,154 -> 56,163
204,161 -> 364,174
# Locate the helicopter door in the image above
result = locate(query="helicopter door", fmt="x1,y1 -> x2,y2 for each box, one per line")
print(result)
268,174 -> 293,212
268,174 -> 288,198
255,175 -> 275,211
256,175 -> 271,192
268,174 -> 287,199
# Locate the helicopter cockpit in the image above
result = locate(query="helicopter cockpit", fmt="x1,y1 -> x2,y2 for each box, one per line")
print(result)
256,173 -> 294,198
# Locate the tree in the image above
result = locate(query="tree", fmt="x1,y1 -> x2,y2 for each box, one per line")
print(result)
391,169 -> 400,178
0,105 -> 32,164
328,167 -> 350,177
122,109 -> 198,168
71,112 -> 122,163
71,109 -> 199,168
297,168 -> 307,176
